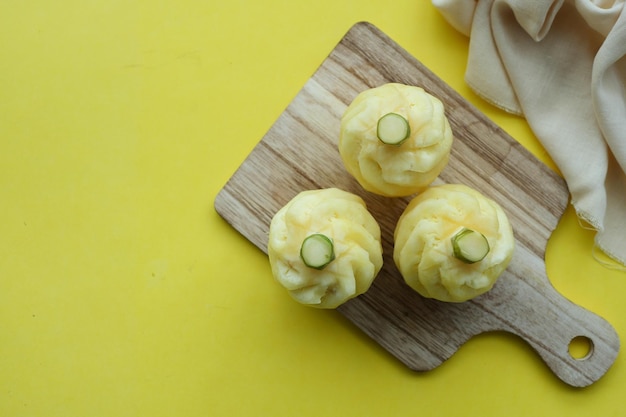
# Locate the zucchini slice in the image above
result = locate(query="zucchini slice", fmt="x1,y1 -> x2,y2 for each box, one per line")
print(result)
451,228 -> 490,264
300,234 -> 335,270
377,112 -> 411,145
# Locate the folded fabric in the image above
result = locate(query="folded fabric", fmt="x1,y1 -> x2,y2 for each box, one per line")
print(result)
432,0 -> 626,268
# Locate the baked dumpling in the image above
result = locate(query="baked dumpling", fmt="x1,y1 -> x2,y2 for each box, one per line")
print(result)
339,83 -> 453,197
393,184 -> 514,302
268,188 -> 383,308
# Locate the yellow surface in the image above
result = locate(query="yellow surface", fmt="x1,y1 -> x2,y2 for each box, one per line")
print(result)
1,1 -> 624,416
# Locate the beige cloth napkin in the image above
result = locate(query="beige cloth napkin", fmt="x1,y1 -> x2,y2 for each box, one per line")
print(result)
432,0 -> 626,268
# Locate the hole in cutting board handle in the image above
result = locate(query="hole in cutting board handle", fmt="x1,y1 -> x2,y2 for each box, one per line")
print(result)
568,335 -> 594,360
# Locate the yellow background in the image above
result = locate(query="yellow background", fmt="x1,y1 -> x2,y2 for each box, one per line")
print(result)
1,1 -> 624,416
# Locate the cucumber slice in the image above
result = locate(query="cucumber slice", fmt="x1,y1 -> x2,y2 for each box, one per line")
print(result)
300,234 -> 335,270
451,228 -> 490,264
377,112 -> 410,145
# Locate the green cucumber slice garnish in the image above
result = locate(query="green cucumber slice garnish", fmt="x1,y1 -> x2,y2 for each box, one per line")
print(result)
377,112 -> 410,145
451,228 -> 490,264
300,234 -> 335,270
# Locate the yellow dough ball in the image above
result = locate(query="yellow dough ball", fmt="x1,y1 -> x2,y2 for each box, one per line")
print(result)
339,83 -> 453,197
268,188 -> 383,309
393,184 -> 515,302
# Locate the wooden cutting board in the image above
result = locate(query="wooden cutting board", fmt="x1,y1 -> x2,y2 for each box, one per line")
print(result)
214,22 -> 619,387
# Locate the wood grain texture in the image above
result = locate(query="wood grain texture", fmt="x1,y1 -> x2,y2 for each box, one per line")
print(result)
214,22 -> 619,387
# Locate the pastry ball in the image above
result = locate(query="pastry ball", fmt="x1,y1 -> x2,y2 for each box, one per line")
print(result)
393,184 -> 514,302
339,83 -> 453,197
268,188 -> 383,309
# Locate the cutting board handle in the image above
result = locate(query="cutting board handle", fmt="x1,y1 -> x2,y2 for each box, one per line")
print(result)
478,266 -> 620,387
